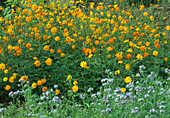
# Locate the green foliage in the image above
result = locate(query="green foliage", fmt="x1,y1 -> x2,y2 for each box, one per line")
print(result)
0,0 -> 21,17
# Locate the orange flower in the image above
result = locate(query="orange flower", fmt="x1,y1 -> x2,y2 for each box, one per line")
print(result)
108,38 -> 114,44
72,45 -> 76,49
143,52 -> 149,57
20,75 -> 28,82
51,27 -> 57,34
5,85 -> 11,91
86,38 -> 91,43
46,58 -> 52,65
57,49 -> 62,54
37,80 -> 43,86
140,33 -> 145,36
107,54 -> 111,58
164,57 -> 168,61
140,45 -> 147,51
115,52 -> 123,60
154,39 -> 159,44
9,76 -> 14,83
145,42 -> 150,47
126,53 -> 131,59
155,43 -> 160,48
107,47 -> 113,51
26,43 -> 31,48
133,32 -> 139,36
94,40 -> 99,45
44,45 -> 49,51
55,89 -> 60,95
28,0 -> 32,2
41,79 -> 46,84
61,53 -> 65,57
26,16 -> 31,22
50,49 -> 54,53
92,47 -> 96,53
125,64 -> 130,70
42,87 -> 47,92
34,60 -> 41,66
110,8 -> 114,11
46,23 -> 52,28
18,39 -> 23,44
31,4 -> 38,10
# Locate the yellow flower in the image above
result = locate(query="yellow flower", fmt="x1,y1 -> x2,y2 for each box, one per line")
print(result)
115,52 -> 123,60
149,16 -> 154,21
34,60 -> 41,66
125,64 -> 130,70
3,77 -> 8,82
121,88 -> 126,92
0,63 -> 6,70
4,69 -> 8,73
55,89 -> 60,95
127,48 -> 133,52
115,70 -> 120,75
164,40 -> 168,44
72,85 -> 78,92
33,57 -> 38,60
118,61 -> 123,64
143,12 -> 148,17
72,45 -> 76,49
67,75 -> 72,80
73,80 -> 78,85
0,17 -> 3,21
80,61 -> 88,69
32,82 -> 37,89
88,54 -> 93,58
163,17 -> 167,20
124,76 -> 132,83
153,51 -> 158,56
55,36 -> 60,41
166,26 -> 170,31
136,54 -> 143,60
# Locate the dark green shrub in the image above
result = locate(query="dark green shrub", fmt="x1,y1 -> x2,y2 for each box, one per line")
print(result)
0,0 -> 21,17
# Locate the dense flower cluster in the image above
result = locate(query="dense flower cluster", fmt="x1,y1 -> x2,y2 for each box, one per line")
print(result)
0,0 -> 169,104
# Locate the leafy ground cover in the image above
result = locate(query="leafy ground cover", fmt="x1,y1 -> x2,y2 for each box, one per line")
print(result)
0,0 -> 169,117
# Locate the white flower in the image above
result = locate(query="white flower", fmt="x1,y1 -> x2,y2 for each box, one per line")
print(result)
54,85 -> 58,88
